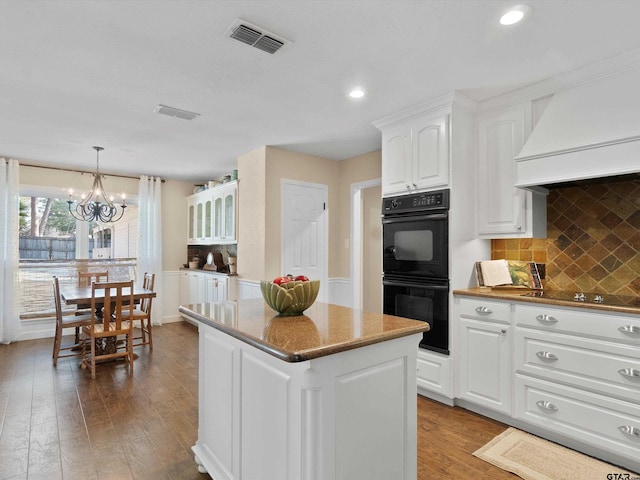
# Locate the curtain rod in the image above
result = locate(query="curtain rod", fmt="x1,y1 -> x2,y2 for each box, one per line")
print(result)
20,162 -> 166,183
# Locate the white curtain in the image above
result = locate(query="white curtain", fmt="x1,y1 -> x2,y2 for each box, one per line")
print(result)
138,176 -> 163,325
0,158 -> 20,343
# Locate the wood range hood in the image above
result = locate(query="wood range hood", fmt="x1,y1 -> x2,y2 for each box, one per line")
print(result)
514,63 -> 640,190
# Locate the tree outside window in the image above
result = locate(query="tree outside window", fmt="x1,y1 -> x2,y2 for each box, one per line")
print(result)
19,196 -> 98,259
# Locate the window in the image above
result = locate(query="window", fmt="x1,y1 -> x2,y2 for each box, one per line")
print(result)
19,195 -> 97,260
18,192 -> 138,320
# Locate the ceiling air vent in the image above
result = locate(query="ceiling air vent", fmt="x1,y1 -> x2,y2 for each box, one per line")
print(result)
226,19 -> 290,54
153,105 -> 201,121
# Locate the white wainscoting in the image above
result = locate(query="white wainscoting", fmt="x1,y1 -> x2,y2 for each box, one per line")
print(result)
328,277 -> 353,308
19,317 -> 55,342
162,270 -> 182,324
237,279 -> 262,300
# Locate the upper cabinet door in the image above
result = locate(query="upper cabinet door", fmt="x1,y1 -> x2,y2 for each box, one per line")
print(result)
476,105 -> 547,238
381,115 -> 449,196
413,115 -> 449,191
212,181 -> 237,244
381,126 -> 412,196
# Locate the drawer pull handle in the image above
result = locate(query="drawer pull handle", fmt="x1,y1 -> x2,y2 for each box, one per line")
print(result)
536,400 -> 558,412
536,351 -> 558,361
536,314 -> 558,324
618,368 -> 640,378
618,325 -> 640,335
475,306 -> 493,315
618,425 -> 640,438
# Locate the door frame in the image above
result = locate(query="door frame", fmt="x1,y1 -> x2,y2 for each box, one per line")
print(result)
350,178 -> 382,310
280,179 -> 329,302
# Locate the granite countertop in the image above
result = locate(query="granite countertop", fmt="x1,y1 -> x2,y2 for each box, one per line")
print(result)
179,298 -> 429,362
453,287 -> 640,315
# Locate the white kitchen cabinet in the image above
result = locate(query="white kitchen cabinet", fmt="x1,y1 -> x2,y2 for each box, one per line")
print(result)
513,302 -> 640,473
213,181 -> 237,244
187,189 -> 214,245
379,114 -> 449,196
187,181 -> 237,245
179,269 -> 237,319
188,305 -> 422,480
457,297 -> 511,415
453,292 -> 640,473
476,104 -> 546,238
416,348 -> 452,402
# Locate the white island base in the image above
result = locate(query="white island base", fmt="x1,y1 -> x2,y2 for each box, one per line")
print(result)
191,316 -> 422,480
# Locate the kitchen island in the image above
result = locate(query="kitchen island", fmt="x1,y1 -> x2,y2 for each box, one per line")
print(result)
179,299 -> 429,480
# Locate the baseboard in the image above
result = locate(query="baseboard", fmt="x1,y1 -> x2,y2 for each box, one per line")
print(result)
418,389 -> 455,407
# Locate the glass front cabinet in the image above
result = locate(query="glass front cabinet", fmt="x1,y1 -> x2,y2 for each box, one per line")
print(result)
187,181 -> 237,245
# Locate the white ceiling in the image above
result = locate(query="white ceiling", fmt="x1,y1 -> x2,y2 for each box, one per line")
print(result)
2,0 -> 640,183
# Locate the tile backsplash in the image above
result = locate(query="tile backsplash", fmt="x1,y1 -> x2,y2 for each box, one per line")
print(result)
492,179 -> 640,295
187,244 -> 237,268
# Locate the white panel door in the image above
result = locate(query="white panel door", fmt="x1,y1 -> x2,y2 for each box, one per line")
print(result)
282,181 -> 327,301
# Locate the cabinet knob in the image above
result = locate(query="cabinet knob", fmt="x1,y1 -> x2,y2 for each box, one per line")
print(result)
618,368 -> 640,379
412,183 -> 417,188
536,351 -> 558,361
475,306 -> 493,315
618,425 -> 640,438
501,329 -> 507,334
618,325 -> 640,335
536,400 -> 558,412
536,314 -> 558,324
405,184 -> 411,190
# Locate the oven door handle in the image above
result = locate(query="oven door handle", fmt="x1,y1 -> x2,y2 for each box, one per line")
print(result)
382,213 -> 448,224
383,280 -> 449,291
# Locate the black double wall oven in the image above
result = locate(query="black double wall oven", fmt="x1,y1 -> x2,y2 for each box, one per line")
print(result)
382,189 -> 450,355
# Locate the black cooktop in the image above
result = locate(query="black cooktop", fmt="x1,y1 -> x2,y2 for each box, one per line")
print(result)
520,290 -> 640,308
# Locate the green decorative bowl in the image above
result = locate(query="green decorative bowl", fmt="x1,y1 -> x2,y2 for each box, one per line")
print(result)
260,280 -> 320,316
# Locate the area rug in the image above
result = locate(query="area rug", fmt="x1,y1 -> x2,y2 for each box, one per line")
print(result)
473,427 -> 637,480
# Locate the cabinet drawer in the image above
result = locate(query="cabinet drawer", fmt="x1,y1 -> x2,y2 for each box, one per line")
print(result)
458,297 -> 510,323
515,303 -> 640,344
515,374 -> 640,469
515,328 -> 640,402
416,349 -> 451,398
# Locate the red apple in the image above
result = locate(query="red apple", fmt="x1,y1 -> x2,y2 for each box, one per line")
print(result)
295,275 -> 309,282
273,276 -> 291,285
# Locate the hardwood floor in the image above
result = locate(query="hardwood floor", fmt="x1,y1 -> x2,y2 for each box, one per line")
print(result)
0,322 -> 516,480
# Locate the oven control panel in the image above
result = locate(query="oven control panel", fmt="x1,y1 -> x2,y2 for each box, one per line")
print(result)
383,189 -> 449,214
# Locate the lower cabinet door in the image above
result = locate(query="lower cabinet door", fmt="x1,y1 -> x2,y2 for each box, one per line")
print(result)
458,318 -> 511,414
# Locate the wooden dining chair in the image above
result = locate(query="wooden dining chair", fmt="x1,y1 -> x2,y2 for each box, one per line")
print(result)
78,270 -> 109,288
127,272 -> 156,350
52,276 -> 93,366
81,280 -> 134,379
75,271 -> 109,342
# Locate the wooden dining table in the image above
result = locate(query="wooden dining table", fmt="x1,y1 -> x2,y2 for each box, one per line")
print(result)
60,284 -> 156,308
60,284 -> 156,357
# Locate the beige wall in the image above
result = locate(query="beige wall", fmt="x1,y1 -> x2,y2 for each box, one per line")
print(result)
237,147 -> 268,280
362,184 -> 382,313
18,164 -> 193,271
333,150 -> 382,278
237,147 -> 382,283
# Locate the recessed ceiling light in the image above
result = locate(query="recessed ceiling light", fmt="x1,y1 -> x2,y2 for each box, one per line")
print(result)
500,4 -> 531,26
348,88 -> 365,99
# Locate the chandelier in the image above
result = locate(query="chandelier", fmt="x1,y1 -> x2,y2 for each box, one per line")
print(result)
67,146 -> 127,223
